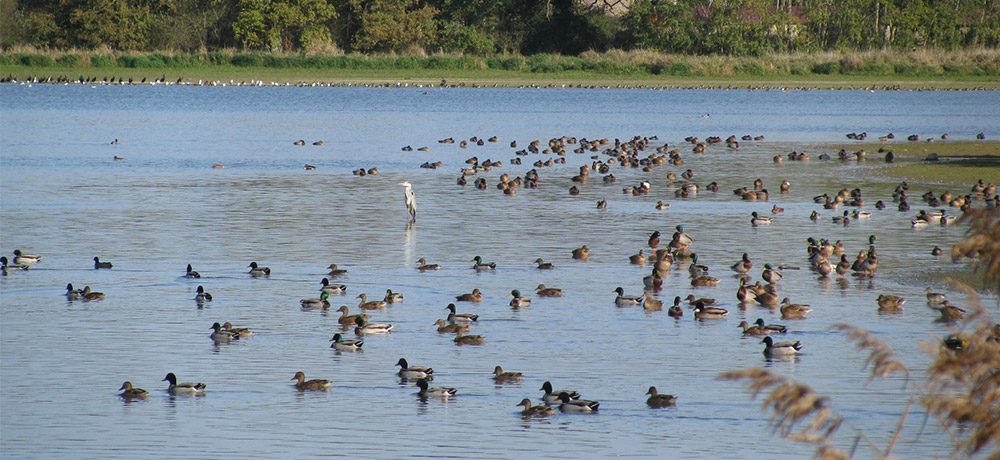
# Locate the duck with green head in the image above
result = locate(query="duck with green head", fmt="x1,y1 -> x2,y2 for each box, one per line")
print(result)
508,289 -> 531,308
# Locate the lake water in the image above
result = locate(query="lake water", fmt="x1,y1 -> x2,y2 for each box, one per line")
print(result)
2,84 -> 999,459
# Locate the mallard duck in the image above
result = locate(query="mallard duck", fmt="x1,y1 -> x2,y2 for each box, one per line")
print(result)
300,293 -> 331,311
643,295 -> 663,311
750,319 -> 785,335
415,378 -> 456,398
81,286 -> 105,301
184,263 -> 200,278
397,358 -> 433,379
671,225 -> 694,248
694,301 -> 728,319
691,275 -> 720,287
836,255 -> 851,276
648,231 -> 661,249
194,285 -> 212,302
558,392 -> 599,413
857,251 -> 878,276
643,268 -> 664,290
356,293 -> 387,310
210,322 -> 240,341
832,210 -> 851,224
329,333 -> 363,351
780,299 -> 813,319
433,319 -> 469,334
335,305 -> 369,326
517,398 -> 557,416
320,278 -> 346,295
761,264 -> 783,283
668,297 -> 684,318
535,284 -> 563,297
731,253 -> 753,273
455,289 -> 483,302
737,279 -> 757,304
613,286 -> 644,307
222,322 -> 252,337
761,336 -> 802,356
756,286 -> 780,308
12,249 -> 41,264
810,210 -> 820,221
926,287 -> 947,305
454,329 -> 484,345
93,256 -> 113,269
852,210 -> 872,219
646,386 -> 677,407
493,366 -> 523,383
291,371 -> 331,391
65,283 -> 84,300
683,294 -> 716,306
931,246 -> 944,256
471,256 -> 496,271
0,256 -> 29,271
653,249 -> 674,273
750,211 -> 773,226
415,258 -> 441,271
655,201 -> 670,210
119,381 -> 148,399
629,250 -> 647,265
534,258 -> 554,269
738,320 -> 769,336
571,245 -> 590,260
540,381 -> 580,404
327,264 -> 348,277
877,294 -> 906,312
688,254 -> 710,278
162,373 -> 206,396
384,289 -> 404,304
930,301 -> 965,321
446,303 -> 479,322
248,262 -> 270,277
354,317 -> 392,335
509,289 -> 531,308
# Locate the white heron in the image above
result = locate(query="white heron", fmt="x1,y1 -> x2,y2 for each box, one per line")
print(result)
399,182 -> 416,221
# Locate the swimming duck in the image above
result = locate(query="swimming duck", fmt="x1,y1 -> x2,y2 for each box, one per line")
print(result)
93,256 -> 113,269
493,366 -> 523,383
558,392 -> 599,413
248,262 -> 270,277
691,275 -> 720,287
65,283 -> 84,300
335,305 -> 369,326
761,336 -> 803,356
12,250 -> 41,264
415,258 -> 441,271
571,245 -> 590,260
667,298 -> 683,318
162,373 -> 206,396
629,250 -> 647,265
397,358 -> 433,380
356,293 -> 387,310
754,318 -> 788,334
646,386 -> 677,407
655,201 -> 670,210
731,253 -> 753,274
688,254 -> 709,278
926,287 -> 947,305
780,299 -> 813,319
354,317 -> 393,335
384,289 -> 404,304
930,301 -> 965,322
852,210 -> 872,220
810,211 -> 820,221
210,322 -> 240,341
613,287 -> 644,307
509,290 -> 531,308
877,294 -> 906,312
329,333 -> 363,351
194,285 -> 213,302
835,255 -> 851,276
756,286 -> 781,308
0,256 -> 29,271
471,256 -> 496,271
535,284 -> 563,297
751,211 -> 773,226
643,295 -> 663,311
300,293 -> 331,311
653,249 -> 674,273
540,381 -> 580,404
455,288 -> 484,302
222,322 -> 252,337
454,329 -> 484,345
648,231 -> 661,249
761,264 -> 783,283
446,303 -> 479,322
320,278 -> 347,295
184,264 -> 200,278
291,371 -> 331,391
643,268 -> 664,290
517,398 -> 557,416
327,264 -> 348,277
738,320 -> 769,336
671,225 -> 694,248
81,286 -> 105,301
693,301 -> 728,319
415,378 -> 456,398
857,251 -> 878,276
534,258 -> 555,269
596,199 -> 608,209
119,381 -> 148,399
433,319 -> 469,334
832,210 -> 851,224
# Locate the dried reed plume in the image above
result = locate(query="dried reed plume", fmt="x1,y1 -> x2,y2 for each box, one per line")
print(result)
831,324 -> 909,382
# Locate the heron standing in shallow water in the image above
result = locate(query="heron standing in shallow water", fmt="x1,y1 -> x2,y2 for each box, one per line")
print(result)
399,182 -> 416,221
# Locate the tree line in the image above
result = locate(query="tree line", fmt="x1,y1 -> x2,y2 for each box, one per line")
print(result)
2,0 -> 998,56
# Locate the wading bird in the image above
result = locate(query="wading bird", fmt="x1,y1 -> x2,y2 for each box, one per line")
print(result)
399,182 -> 416,221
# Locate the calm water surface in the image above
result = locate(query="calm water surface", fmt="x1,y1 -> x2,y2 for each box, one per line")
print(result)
2,85 -> 999,459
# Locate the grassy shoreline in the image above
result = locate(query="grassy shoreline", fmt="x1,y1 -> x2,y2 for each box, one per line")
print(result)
2,48 -> 999,89
819,141 -> 1000,185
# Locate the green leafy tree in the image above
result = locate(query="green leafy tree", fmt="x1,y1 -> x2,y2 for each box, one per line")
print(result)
345,0 -> 438,53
